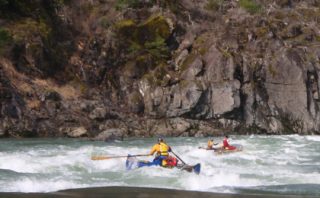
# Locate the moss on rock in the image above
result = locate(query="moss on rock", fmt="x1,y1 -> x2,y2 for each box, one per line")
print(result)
180,53 -> 198,71
0,28 -> 11,53
9,18 -> 51,43
115,19 -> 136,39
141,63 -> 171,87
139,15 -> 171,41
115,14 -> 172,81
115,14 -> 171,48
239,0 -> 262,14
205,0 -> 224,11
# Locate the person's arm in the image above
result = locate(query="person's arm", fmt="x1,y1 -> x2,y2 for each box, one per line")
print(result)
223,139 -> 229,147
149,145 -> 157,155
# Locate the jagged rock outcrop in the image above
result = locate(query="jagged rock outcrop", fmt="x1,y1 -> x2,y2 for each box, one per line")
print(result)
65,126 -> 88,138
92,128 -> 124,141
1,0 -> 320,138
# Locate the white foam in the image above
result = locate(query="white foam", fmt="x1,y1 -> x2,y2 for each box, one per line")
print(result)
1,136 -> 320,193
306,136 -> 320,142
181,171 -> 262,191
3,178 -> 84,192
0,154 -> 42,173
2,177 -> 128,193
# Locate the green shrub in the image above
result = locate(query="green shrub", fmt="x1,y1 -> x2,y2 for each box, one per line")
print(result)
0,28 -> 11,48
115,0 -> 140,10
128,42 -> 142,53
115,0 -> 160,10
10,19 -> 51,43
239,0 -> 261,14
115,15 -> 171,59
145,36 -> 169,59
99,16 -> 111,29
205,0 -> 223,11
47,0 -> 70,11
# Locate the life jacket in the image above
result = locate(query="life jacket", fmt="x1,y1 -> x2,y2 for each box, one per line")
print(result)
207,140 -> 214,148
159,142 -> 169,156
223,138 -> 230,148
164,156 -> 178,167
223,138 -> 236,150
150,142 -> 170,156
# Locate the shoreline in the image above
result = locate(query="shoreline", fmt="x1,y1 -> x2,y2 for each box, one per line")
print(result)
0,186 -> 318,198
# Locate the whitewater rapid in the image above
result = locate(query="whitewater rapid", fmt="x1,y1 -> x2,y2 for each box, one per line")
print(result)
0,135 -> 320,196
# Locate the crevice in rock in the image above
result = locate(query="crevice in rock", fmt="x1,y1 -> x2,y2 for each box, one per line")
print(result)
182,89 -> 210,119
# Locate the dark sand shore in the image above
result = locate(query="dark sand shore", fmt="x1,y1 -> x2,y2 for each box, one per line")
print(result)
0,186 -> 318,198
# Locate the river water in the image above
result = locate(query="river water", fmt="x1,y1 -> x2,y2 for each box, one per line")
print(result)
0,135 -> 319,196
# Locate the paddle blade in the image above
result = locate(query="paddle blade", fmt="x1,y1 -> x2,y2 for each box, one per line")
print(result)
91,156 -> 111,160
126,155 -> 137,170
193,163 -> 201,175
178,163 -> 201,174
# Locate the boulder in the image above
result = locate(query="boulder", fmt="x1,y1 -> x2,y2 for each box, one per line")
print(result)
197,121 -> 222,136
44,90 -> 61,101
79,101 -> 95,112
177,32 -> 196,52
148,119 -> 174,137
89,107 -> 107,120
175,49 -> 189,70
194,131 -> 205,137
169,118 -> 192,134
178,132 -> 190,137
167,81 -> 204,117
66,127 -> 88,138
93,128 -> 124,141
0,121 -> 6,137
181,58 -> 204,80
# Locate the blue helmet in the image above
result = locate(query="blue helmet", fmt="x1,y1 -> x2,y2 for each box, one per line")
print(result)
158,136 -> 164,142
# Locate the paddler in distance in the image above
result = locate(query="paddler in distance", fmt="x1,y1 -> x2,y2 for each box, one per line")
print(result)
198,137 -> 219,150
207,138 -> 219,150
149,137 -> 177,167
222,135 -> 236,150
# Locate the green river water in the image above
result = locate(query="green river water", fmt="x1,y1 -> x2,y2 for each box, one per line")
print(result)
0,135 -> 320,197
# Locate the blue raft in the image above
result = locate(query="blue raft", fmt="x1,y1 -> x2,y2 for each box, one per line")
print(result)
125,155 -> 201,174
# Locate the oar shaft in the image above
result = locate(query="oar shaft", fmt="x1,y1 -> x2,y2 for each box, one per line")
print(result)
171,151 -> 187,165
91,154 -> 149,160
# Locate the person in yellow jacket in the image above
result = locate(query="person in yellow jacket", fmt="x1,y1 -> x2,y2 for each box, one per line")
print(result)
207,139 -> 214,149
207,138 -> 219,150
149,137 -> 172,167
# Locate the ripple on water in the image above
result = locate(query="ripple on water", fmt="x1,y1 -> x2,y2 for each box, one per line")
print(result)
0,136 -> 320,196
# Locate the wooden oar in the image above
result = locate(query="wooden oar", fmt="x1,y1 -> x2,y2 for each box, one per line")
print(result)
198,146 -> 215,150
171,151 -> 187,165
171,151 -> 201,174
91,154 -> 150,160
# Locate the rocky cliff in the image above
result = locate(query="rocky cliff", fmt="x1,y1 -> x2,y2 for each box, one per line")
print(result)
1,0 -> 320,139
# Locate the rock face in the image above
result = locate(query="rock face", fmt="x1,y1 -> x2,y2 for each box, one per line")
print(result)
211,80 -> 241,116
1,0 -> 320,139
93,128 -> 124,141
66,127 -> 88,138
